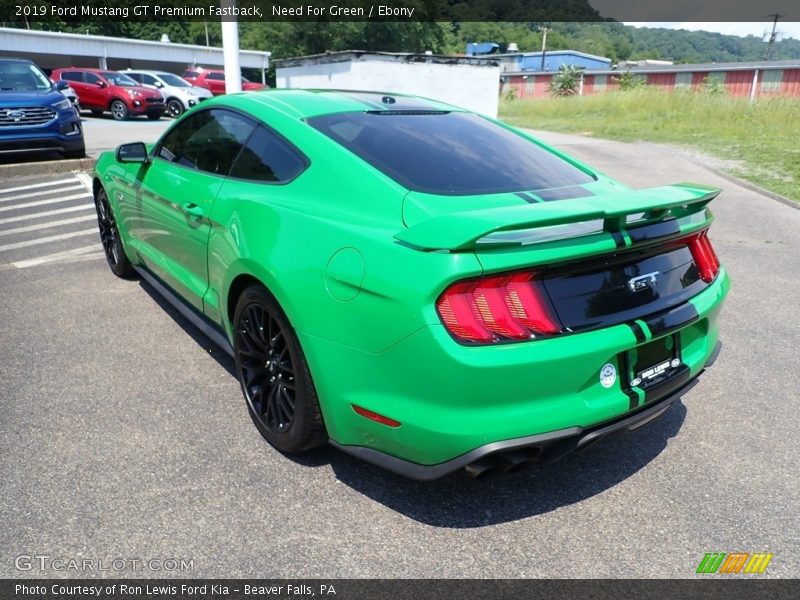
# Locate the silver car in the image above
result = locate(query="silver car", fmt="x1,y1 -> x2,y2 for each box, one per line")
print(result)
124,69 -> 212,118
53,79 -> 80,112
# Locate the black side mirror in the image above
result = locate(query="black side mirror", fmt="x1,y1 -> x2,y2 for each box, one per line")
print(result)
116,142 -> 149,163
55,80 -> 69,90
97,81 -> 107,88
155,81 -> 164,88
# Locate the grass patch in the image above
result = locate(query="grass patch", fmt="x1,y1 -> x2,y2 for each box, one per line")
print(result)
499,88 -> 800,201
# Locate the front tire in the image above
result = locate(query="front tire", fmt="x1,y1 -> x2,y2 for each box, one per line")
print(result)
94,186 -> 135,279
234,286 -> 326,453
166,99 -> 184,118
110,100 -> 129,121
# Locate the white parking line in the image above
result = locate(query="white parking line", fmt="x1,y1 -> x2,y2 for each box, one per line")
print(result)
0,184 -> 85,204
76,172 -> 93,193
0,215 -> 97,237
2,243 -> 101,270
0,203 -> 94,225
0,177 -> 78,195
0,228 -> 97,252
0,192 -> 92,213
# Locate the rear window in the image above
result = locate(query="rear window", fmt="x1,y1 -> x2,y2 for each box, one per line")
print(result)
308,111 -> 595,196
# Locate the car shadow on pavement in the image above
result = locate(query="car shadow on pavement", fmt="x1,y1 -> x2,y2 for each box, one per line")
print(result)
137,278 -> 236,377
310,402 -> 687,527
135,275 -> 687,527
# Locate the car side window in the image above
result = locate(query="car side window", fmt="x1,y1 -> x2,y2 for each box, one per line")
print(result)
60,71 -> 80,82
84,73 -> 101,85
229,125 -> 307,183
183,71 -> 199,79
157,109 -> 255,175
142,74 -> 157,86
207,72 -> 225,81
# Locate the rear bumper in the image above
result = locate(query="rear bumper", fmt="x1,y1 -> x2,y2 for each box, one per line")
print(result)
331,341 -> 721,480
306,268 -> 729,473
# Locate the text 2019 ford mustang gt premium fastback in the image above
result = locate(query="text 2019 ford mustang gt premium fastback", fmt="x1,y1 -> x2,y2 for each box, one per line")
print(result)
93,90 -> 728,480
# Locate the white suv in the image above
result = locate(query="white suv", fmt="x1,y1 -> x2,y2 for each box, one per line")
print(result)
125,70 -> 212,118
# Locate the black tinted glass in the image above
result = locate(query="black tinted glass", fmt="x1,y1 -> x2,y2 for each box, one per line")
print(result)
157,109 -> 255,175
308,111 -> 595,196
229,126 -> 307,183
59,72 -> 81,82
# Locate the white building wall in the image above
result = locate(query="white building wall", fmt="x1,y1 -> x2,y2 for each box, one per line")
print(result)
277,56 -> 500,117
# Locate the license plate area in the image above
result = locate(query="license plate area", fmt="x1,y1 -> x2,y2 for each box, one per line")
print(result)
631,334 -> 681,390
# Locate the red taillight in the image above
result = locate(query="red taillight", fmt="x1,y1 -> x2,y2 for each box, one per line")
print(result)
352,405 -> 401,428
436,272 -> 561,344
687,230 -> 720,283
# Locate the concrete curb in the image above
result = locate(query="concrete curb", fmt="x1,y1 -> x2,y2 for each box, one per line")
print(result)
0,156 -> 96,180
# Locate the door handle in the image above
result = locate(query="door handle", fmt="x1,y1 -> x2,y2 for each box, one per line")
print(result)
180,203 -> 203,219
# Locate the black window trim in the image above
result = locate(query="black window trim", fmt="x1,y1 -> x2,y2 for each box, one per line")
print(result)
152,105 -> 310,185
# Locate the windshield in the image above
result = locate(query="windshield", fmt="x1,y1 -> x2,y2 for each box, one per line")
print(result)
100,71 -> 139,86
0,60 -> 53,91
159,73 -> 191,88
308,111 -> 595,196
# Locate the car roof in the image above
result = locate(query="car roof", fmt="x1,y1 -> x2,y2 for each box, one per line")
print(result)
53,67 -> 108,73
126,70 -> 173,77
215,89 -> 465,119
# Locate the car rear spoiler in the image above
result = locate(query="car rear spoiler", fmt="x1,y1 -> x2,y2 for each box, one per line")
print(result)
394,183 -> 720,251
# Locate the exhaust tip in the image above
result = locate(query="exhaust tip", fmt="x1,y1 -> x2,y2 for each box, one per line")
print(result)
464,447 -> 543,478
464,456 -> 499,479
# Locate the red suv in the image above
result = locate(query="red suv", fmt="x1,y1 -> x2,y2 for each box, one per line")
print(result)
182,67 -> 266,96
51,68 -> 165,121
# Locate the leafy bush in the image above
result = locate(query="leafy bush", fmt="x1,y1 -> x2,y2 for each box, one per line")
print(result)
614,70 -> 646,91
703,76 -> 727,96
548,65 -> 582,97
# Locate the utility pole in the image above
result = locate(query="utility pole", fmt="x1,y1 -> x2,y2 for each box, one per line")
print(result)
221,0 -> 242,94
539,26 -> 550,71
763,14 -> 783,60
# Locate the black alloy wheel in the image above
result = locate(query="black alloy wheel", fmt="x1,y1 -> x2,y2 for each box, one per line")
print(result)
234,286 -> 326,453
95,187 -> 135,278
166,99 -> 184,118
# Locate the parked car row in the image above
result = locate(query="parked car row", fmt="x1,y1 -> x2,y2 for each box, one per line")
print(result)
1,59 -> 268,161
0,57 -> 85,158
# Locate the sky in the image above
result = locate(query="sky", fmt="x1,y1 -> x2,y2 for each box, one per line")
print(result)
624,22 -> 800,41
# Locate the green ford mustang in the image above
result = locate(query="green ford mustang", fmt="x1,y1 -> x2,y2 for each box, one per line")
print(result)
93,89 -> 729,480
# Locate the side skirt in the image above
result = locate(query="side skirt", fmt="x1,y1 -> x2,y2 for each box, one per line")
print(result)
133,265 -> 234,358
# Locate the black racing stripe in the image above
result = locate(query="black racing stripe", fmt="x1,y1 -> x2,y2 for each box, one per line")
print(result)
610,230 -> 626,249
619,351 -> 640,410
629,322 -> 647,344
645,303 -> 699,338
628,219 -> 682,244
515,192 -> 538,203
535,186 -> 596,202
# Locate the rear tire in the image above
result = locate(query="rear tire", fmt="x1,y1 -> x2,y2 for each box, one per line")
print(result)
94,186 -> 135,279
233,285 -> 327,453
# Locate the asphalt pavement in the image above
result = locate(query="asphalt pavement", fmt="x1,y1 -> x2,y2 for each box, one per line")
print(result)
0,131 -> 798,578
